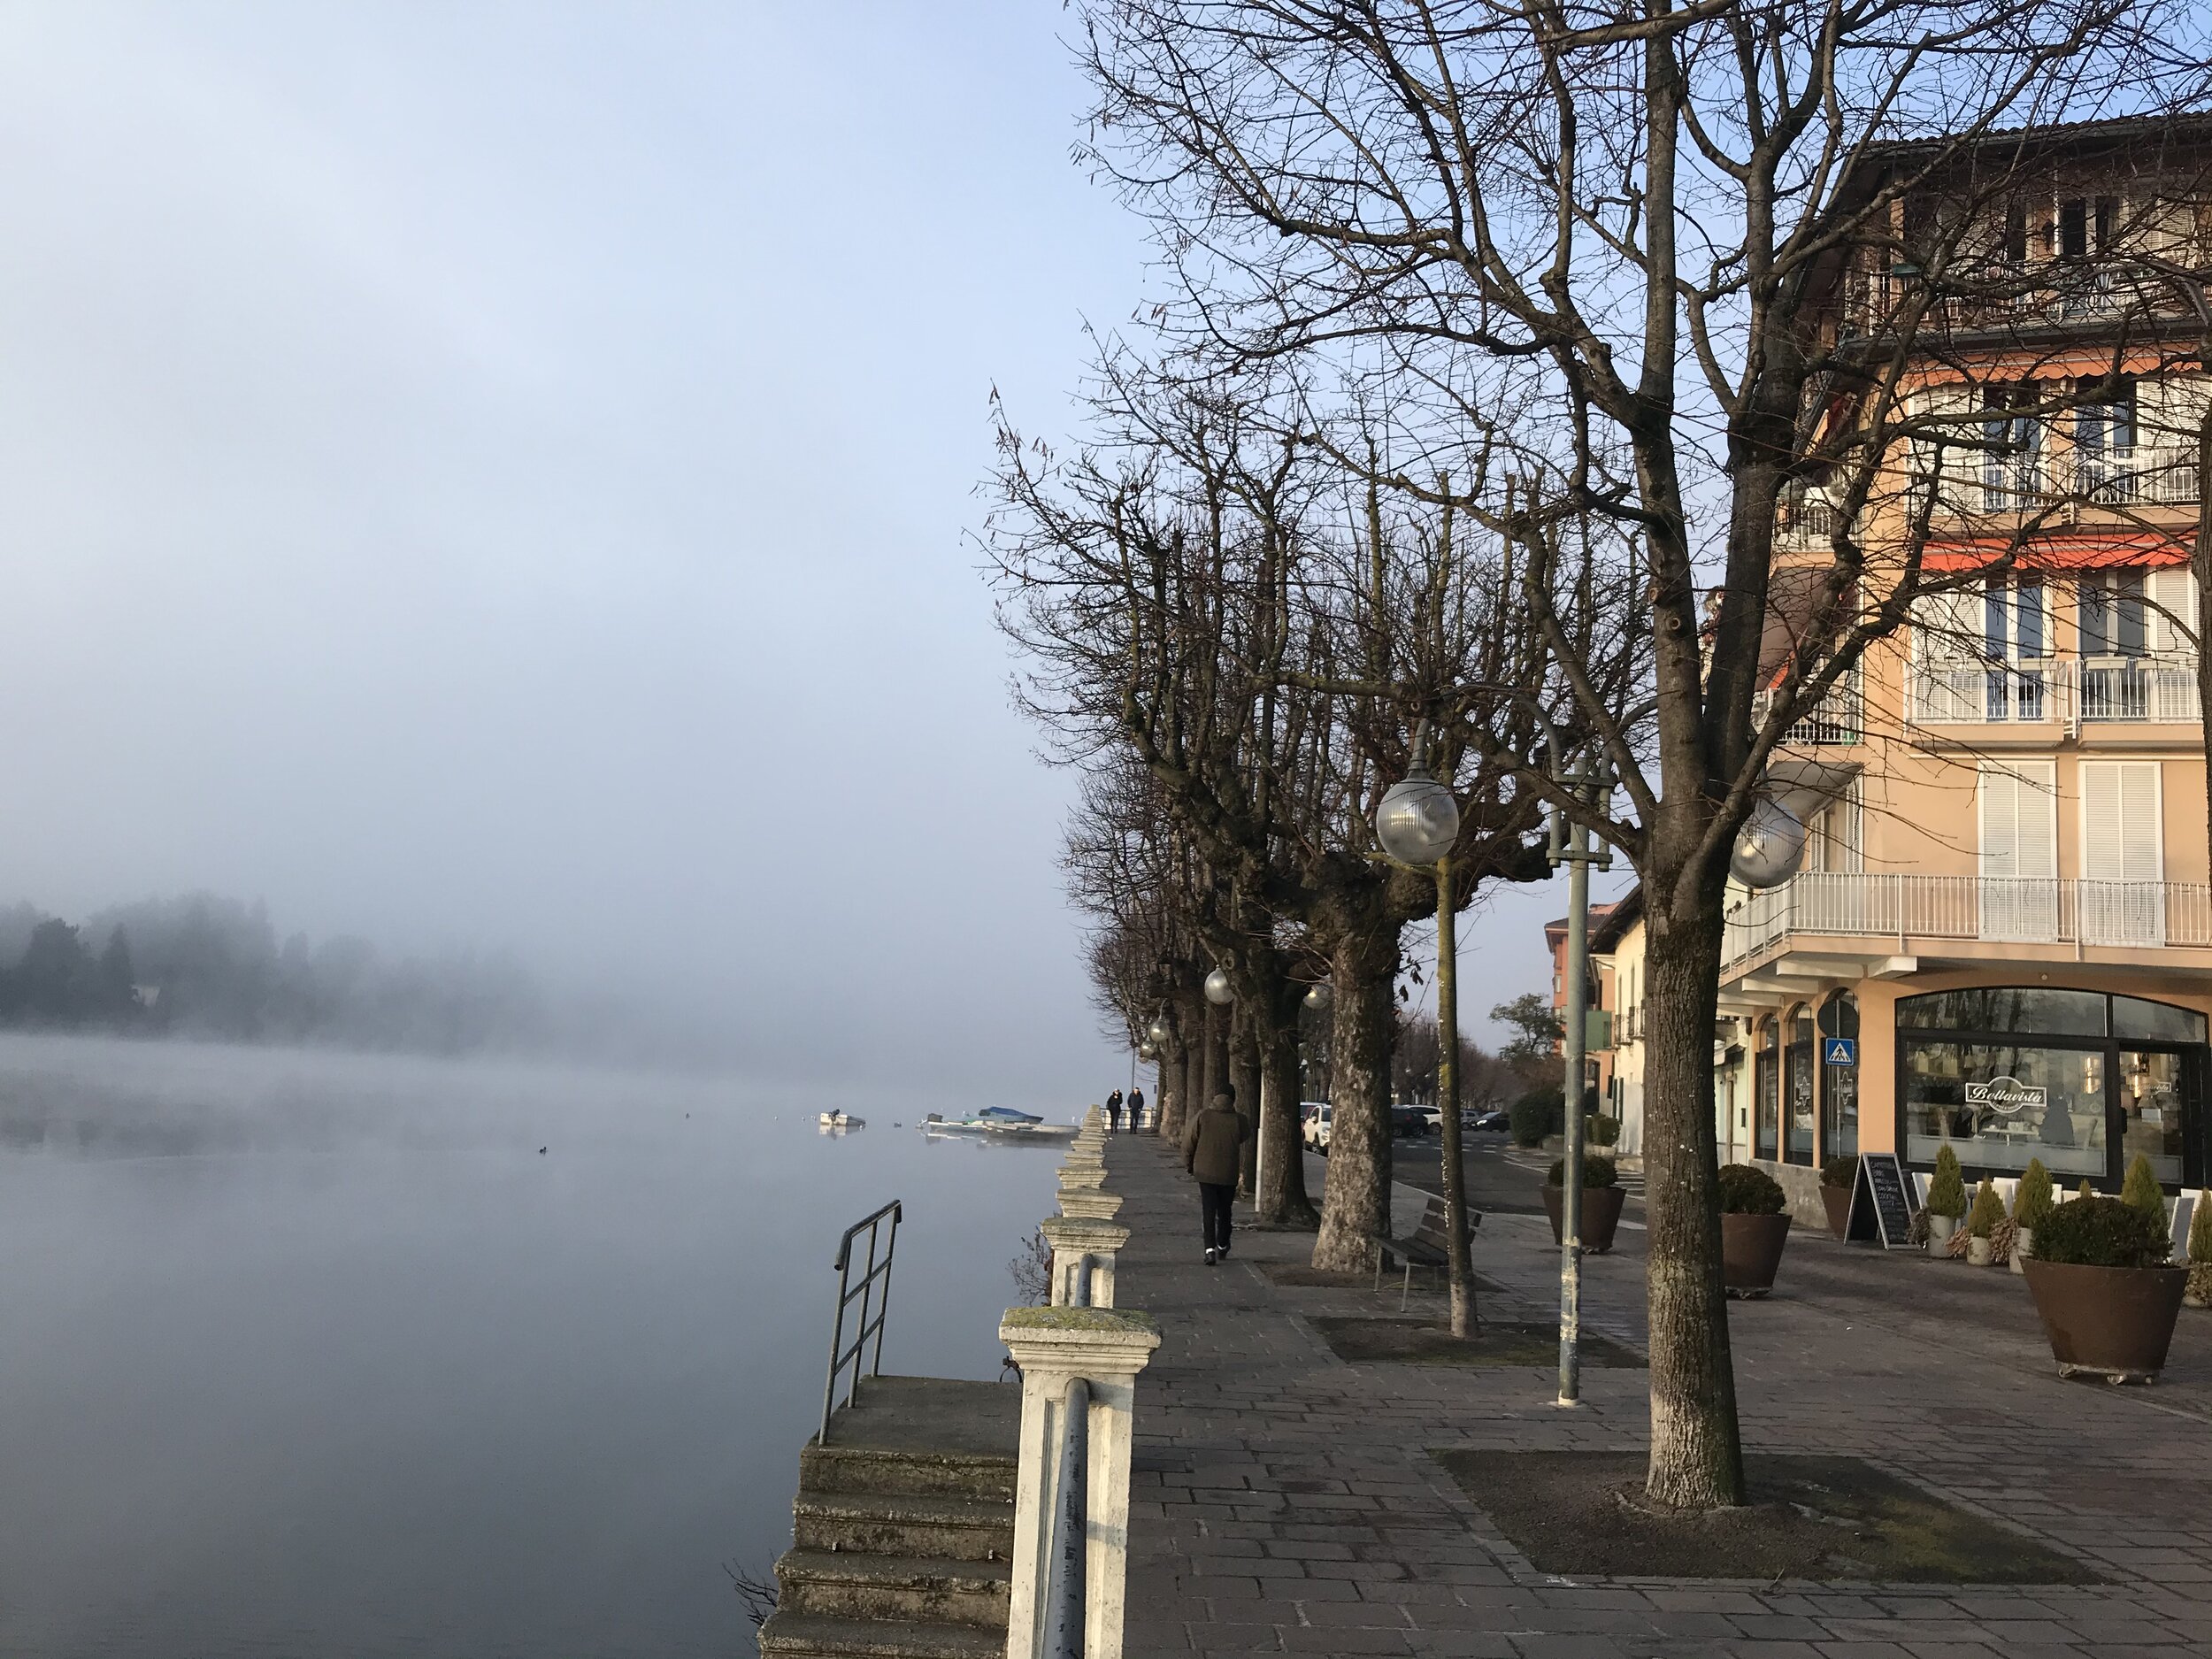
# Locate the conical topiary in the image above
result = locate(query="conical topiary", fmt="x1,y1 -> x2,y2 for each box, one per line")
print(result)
1967,1178 -> 2005,1239
1926,1143 -> 1968,1219
2122,1153 -> 2168,1231
2014,1158 -> 2055,1231
2191,1190 -> 2212,1266
2078,1179 -> 2097,1201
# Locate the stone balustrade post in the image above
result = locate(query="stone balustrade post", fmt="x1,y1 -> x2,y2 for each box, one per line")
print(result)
1040,1216 -> 1130,1308
1000,1306 -> 1160,1659
1056,1187 -> 1123,1222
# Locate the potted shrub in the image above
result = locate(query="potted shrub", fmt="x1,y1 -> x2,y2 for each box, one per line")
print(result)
1924,1144 -> 1967,1251
2185,1191 -> 2212,1310
1718,1164 -> 1791,1298
2122,1153 -> 2169,1234
1586,1114 -> 1621,1149
2011,1158 -> 2055,1276
1964,1178 -> 2004,1266
1544,1154 -> 1624,1254
1509,1087 -> 1561,1149
2021,1195 -> 2185,1382
1819,1155 -> 1858,1239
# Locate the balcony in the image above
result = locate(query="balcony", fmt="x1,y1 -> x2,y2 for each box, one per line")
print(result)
1752,674 -> 1865,745
1906,658 -> 2201,727
1722,872 -> 2212,978
1914,446 -> 2201,518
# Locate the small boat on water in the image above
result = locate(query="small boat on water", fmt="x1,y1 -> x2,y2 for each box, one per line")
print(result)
920,1107 -> 1076,1141
818,1110 -> 866,1131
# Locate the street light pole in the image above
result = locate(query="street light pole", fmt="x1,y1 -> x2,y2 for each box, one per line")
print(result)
1550,756 -> 1610,1407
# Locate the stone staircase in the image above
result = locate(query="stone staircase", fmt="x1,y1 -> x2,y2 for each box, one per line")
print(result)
758,1376 -> 1018,1659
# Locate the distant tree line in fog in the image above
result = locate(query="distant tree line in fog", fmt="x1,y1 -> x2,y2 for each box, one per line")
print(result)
0,894 -> 547,1056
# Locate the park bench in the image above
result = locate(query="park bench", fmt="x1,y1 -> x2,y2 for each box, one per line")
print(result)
1367,1192 -> 1479,1310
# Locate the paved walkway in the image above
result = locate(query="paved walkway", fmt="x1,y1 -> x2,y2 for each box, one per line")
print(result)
1108,1134 -> 2212,1658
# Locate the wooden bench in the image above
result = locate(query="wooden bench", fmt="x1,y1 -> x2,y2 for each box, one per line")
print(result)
1366,1192 -> 1479,1310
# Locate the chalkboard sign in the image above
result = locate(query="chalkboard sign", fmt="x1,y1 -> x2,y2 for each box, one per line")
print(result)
1847,1153 -> 1918,1250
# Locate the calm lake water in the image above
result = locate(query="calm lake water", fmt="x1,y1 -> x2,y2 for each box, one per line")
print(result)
0,1034 -> 1064,1658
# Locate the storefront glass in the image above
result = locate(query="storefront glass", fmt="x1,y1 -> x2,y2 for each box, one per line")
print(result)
1755,1019 -> 1778,1159
1901,1038 -> 2106,1177
2120,1050 -> 2185,1183
1819,992 -> 1859,1158
1785,1006 -> 1816,1164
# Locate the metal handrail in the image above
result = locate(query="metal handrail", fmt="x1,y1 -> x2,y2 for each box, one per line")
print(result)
1041,1375 -> 1089,1659
818,1199 -> 902,1444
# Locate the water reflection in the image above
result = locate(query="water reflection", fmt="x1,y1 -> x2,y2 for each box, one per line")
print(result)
0,1035 -> 1064,1658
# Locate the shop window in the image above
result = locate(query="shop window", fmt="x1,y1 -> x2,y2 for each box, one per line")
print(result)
1819,992 -> 1860,1159
2113,995 -> 2208,1043
1785,1006 -> 1816,1164
1898,987 -> 2104,1036
1901,1037 -> 2107,1178
2120,1051 -> 2186,1183
1755,1018 -> 1778,1160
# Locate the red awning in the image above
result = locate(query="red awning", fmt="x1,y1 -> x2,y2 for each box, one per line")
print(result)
1924,534 -> 2192,572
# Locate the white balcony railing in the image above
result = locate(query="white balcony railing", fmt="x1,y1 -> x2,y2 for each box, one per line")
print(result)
1722,873 -> 2212,974
2077,446 -> 2201,507
1906,657 -> 2201,726
1752,674 -> 1865,745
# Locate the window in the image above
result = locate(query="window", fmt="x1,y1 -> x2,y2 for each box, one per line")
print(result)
1819,993 -> 1860,1159
2080,572 -> 2147,657
1785,1005 -> 1816,1165
1807,779 -> 1864,875
1902,1037 -> 2107,1177
1978,761 -> 2058,940
2001,199 -> 2029,265
1981,385 -> 2042,511
2079,761 -> 2163,944
1755,1018 -> 1779,1160
1900,987 -> 2106,1035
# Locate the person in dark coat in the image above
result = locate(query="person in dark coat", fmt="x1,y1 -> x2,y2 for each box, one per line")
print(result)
1180,1089 -> 1251,1263
1105,1087 -> 1124,1133
1127,1087 -> 1146,1132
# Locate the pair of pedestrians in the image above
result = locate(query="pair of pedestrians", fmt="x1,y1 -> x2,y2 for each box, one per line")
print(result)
1103,1086 -> 1146,1133
1179,1089 -> 1250,1265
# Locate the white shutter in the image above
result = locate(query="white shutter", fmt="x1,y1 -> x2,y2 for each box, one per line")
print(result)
2016,762 -> 2056,879
1913,590 -> 1975,662
1980,763 -> 2019,876
2080,761 -> 2164,943
1981,762 -> 2056,941
2083,763 -> 2124,880
2147,567 -> 2199,655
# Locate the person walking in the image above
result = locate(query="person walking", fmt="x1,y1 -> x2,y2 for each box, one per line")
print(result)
1128,1086 -> 1146,1133
1181,1088 -> 1250,1264
1105,1087 -> 1124,1133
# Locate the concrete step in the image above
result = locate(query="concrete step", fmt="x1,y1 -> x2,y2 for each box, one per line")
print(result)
803,1375 -> 1019,1502
773,1548 -> 1010,1627
757,1611 -> 1005,1659
799,1442 -> 1016,1503
791,1490 -> 1014,1561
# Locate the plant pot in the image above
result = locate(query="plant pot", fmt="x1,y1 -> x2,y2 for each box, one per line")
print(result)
1542,1184 -> 1626,1255
1966,1235 -> 1993,1266
1820,1186 -> 1852,1239
1927,1213 -> 1958,1250
2022,1258 -> 2187,1382
2010,1227 -> 2034,1276
1721,1212 -> 1792,1298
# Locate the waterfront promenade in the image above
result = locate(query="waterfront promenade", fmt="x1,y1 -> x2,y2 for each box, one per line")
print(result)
1108,1135 -> 2212,1658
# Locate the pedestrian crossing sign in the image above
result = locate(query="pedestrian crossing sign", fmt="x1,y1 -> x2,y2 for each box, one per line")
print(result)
1824,1037 -> 1856,1066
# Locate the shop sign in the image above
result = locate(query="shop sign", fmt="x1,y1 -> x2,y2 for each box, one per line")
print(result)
1847,1152 -> 1918,1251
1965,1075 -> 2045,1116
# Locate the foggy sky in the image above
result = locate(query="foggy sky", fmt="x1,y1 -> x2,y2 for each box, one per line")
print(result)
0,2 -> 1573,1098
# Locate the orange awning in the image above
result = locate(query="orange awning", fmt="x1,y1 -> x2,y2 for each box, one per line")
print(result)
1923,534 -> 2192,572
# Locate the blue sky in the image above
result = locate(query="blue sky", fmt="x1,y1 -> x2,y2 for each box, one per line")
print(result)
0,2 -> 1569,1094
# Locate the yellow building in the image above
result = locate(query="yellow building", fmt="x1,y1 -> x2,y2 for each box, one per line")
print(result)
1595,115 -> 2211,1216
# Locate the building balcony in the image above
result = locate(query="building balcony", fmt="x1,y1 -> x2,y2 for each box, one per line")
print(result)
1722,872 -> 2212,982
1905,658 -> 2200,728
1752,674 -> 1865,746
1913,446 -> 2200,518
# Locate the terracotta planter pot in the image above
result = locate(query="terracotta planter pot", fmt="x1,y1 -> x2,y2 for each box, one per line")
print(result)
2010,1227 -> 2034,1276
2022,1258 -> 2187,1382
1542,1184 -> 1626,1255
1820,1186 -> 1852,1239
1721,1211 -> 1792,1298
1967,1235 -> 1993,1266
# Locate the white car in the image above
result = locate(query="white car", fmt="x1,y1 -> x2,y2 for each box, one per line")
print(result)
1302,1102 -> 1333,1153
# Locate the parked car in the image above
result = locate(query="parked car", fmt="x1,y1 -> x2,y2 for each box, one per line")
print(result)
1302,1102 -> 1333,1153
1391,1103 -> 1438,1138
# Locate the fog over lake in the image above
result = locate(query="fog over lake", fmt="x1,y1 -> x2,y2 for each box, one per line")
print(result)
0,1034 -> 1060,1657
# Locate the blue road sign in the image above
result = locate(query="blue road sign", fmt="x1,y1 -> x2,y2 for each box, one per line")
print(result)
1824,1037 -> 1857,1066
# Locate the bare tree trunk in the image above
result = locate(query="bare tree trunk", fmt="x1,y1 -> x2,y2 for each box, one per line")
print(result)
1259,999 -> 1320,1227
1231,1002 -> 1262,1196
1639,887 -> 1746,1511
1312,926 -> 1397,1272
1155,1043 -> 1186,1141
1201,996 -> 1228,1110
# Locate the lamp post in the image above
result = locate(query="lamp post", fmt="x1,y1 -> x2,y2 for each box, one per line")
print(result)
1546,755 -> 1613,1403
1375,753 -> 1475,1336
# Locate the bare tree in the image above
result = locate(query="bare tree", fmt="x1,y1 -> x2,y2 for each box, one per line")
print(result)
1076,0 -> 2205,1509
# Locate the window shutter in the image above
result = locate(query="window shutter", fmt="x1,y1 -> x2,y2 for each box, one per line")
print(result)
2016,762 -> 2056,879
2121,763 -> 2161,881
2083,762 -> 2124,880
2148,567 -> 2199,654
2082,761 -> 2161,881
1979,764 -> 2019,877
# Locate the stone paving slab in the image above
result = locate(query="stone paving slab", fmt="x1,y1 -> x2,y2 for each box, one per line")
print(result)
1107,1136 -> 2212,1658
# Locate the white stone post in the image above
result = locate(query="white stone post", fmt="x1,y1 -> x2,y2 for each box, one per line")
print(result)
1041,1217 -> 1130,1308
1000,1306 -> 1160,1659
1056,1188 -> 1124,1223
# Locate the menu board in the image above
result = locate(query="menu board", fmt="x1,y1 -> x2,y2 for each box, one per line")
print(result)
1847,1153 -> 1918,1250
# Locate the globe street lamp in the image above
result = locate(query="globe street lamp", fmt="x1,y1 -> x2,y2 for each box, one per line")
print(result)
1373,757 -> 1477,1337
1730,795 -> 1809,888
1303,981 -> 1330,1010
1203,968 -> 1234,1005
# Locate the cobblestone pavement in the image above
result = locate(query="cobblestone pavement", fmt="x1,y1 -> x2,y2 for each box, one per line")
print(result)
1108,1135 -> 2212,1658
